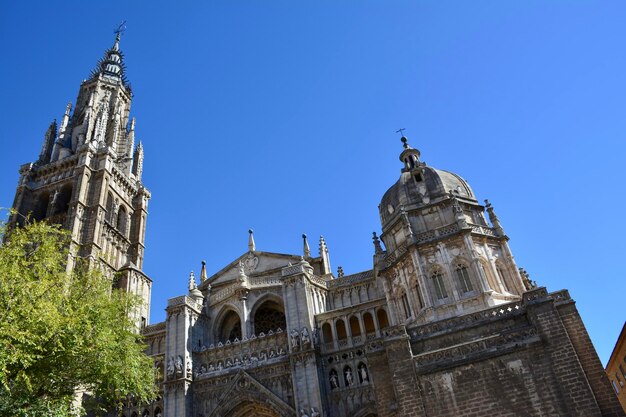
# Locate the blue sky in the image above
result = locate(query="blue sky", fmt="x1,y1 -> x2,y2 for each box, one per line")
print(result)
1,1 -> 624,365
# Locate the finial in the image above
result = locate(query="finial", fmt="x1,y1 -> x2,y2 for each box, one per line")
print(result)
113,20 -> 126,50
302,233 -> 311,258
64,102 -> 72,115
200,260 -> 207,283
484,199 -> 505,237
372,232 -> 383,254
248,229 -> 256,252
130,117 -> 136,131
337,266 -> 344,278
188,271 -> 197,291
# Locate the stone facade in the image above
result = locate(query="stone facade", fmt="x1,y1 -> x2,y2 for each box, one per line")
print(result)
9,35 -> 624,417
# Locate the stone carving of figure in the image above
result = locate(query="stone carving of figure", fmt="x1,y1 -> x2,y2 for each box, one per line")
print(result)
166,358 -> 175,378
217,361 -> 223,370
291,329 -> 300,349
156,413 -> 162,417
269,349 -> 276,358
225,358 -> 232,368
199,365 -> 207,375
234,357 -> 241,367
345,368 -> 354,386
311,408 -> 320,417
208,363 -> 215,371
359,364 -> 369,382
301,327 -> 311,347
186,358 -> 192,377
174,356 -> 183,376
330,371 -> 339,389
300,409 -> 309,417
260,351 -> 267,361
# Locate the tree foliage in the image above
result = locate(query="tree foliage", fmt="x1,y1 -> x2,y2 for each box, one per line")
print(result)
0,218 -> 156,416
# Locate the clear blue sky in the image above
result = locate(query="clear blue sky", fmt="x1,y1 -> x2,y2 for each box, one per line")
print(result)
1,1 -> 624,365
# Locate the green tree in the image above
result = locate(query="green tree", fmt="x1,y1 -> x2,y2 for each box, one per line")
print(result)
0,218 -> 156,417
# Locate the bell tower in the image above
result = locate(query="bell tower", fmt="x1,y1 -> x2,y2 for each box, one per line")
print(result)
375,135 -> 531,325
9,32 -> 152,326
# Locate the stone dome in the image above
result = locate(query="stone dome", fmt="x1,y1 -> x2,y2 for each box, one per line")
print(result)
379,165 -> 476,227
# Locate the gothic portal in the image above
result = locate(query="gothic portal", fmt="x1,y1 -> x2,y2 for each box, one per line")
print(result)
9,34 -> 625,417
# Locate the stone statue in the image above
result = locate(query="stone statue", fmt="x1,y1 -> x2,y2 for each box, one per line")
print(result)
311,408 -> 320,417
300,409 -> 309,417
225,358 -> 232,368
291,329 -> 300,349
359,364 -> 369,382
186,358 -> 192,377
301,327 -> 311,347
174,356 -> 183,376
345,368 -> 354,386
330,371 -> 339,389
166,358 -> 175,377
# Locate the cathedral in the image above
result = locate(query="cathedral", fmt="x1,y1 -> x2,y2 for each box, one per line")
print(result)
9,34 -> 625,417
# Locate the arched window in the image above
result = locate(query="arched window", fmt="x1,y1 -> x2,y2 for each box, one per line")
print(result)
400,290 -> 412,320
105,192 -> 114,223
349,316 -> 361,337
217,310 -> 242,342
322,323 -> 333,343
34,192 -> 50,220
142,410 -> 150,417
117,205 -> 128,236
480,259 -> 498,291
54,185 -> 72,215
154,408 -> 162,417
253,300 -> 286,335
363,312 -> 375,335
431,268 -> 448,299
496,263 -> 510,292
376,309 -> 389,329
336,319 -> 347,340
455,263 -> 473,293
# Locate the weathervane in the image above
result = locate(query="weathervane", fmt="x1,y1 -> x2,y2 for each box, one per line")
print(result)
114,20 -> 127,38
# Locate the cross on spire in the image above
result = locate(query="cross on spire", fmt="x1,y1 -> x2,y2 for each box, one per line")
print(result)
114,20 -> 127,39
395,128 -> 406,137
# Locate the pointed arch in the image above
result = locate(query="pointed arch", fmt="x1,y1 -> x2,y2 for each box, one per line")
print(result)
376,308 -> 389,329
117,205 -> 128,236
336,319 -> 347,340
213,305 -> 243,343
452,257 -> 474,294
349,315 -> 362,337
363,312 -> 376,335
251,297 -> 286,336
430,265 -> 448,300
480,257 -> 498,292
